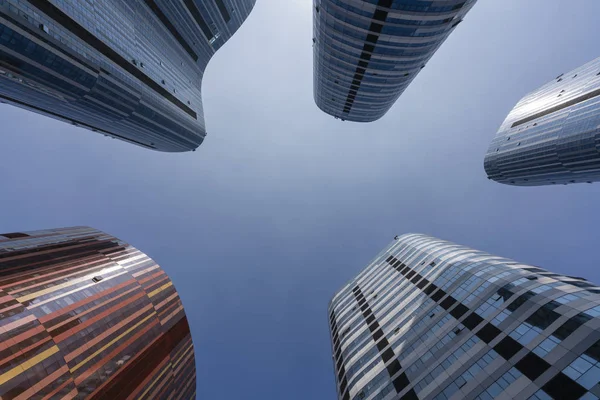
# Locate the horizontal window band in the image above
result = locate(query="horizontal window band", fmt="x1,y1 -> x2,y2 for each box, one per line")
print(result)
511,87 -> 600,128
143,0 -> 198,61
26,0 -> 197,119
183,0 -> 214,40
0,12 -> 98,74
215,0 -> 231,23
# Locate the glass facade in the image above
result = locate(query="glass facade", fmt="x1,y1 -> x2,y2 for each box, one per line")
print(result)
313,0 -> 477,122
329,233 -> 600,400
0,0 -> 255,152
0,226 -> 195,399
485,56 -> 600,186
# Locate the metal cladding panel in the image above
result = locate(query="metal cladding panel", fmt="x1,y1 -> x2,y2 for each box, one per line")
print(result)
313,0 -> 477,122
0,226 -> 195,399
329,234 -> 600,400
0,0 -> 255,152
485,57 -> 600,186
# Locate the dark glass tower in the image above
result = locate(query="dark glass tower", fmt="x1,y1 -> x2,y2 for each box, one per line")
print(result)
0,226 -> 195,399
329,234 -> 600,400
485,57 -> 600,186
313,0 -> 476,122
0,0 -> 255,152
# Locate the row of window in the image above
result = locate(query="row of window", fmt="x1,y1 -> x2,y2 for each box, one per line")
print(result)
333,233 -> 600,400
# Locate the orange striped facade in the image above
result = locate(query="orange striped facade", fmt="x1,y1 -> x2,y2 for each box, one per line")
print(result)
0,227 -> 196,399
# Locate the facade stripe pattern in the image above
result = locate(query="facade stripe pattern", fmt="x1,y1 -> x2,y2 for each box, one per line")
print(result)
484,56 -> 600,186
0,226 -> 195,399
313,0 -> 476,122
329,233 -> 600,400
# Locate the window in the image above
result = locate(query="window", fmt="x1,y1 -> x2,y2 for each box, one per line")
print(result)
584,305 -> 600,318
516,353 -> 550,380
555,293 -> 580,304
477,368 -> 522,398
509,323 -> 542,345
542,371 -> 587,398
562,355 -> 598,385
554,313 -> 592,340
457,350 -> 499,389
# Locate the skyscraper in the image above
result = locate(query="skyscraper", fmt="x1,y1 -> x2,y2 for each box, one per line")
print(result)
329,233 -> 600,400
312,0 -> 476,122
0,226 -> 195,399
485,57 -> 600,186
0,0 -> 255,152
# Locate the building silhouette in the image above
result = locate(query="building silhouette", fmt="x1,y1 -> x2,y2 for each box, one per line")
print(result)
0,226 -> 195,399
329,233 -> 600,400
313,0 -> 476,122
485,57 -> 600,186
0,0 -> 255,152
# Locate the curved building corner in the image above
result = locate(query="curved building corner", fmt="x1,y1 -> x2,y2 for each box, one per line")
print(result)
0,226 -> 195,399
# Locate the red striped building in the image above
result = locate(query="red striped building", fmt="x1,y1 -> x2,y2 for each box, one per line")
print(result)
0,226 -> 195,399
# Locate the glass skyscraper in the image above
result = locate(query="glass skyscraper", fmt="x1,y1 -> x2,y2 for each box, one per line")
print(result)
329,233 -> 600,400
312,0 -> 476,122
0,226 -> 195,399
0,0 -> 255,152
485,57 -> 600,186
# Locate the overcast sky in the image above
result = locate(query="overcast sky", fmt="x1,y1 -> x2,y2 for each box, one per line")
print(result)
2,0 -> 600,399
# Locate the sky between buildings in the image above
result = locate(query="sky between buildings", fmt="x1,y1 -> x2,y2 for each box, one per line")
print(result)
1,0 -> 600,399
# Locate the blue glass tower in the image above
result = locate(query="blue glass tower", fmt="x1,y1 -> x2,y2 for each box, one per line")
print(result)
329,234 -> 600,400
313,0 -> 477,122
485,57 -> 600,186
0,0 -> 255,152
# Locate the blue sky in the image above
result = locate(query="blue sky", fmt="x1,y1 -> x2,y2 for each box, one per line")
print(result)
2,0 -> 600,399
